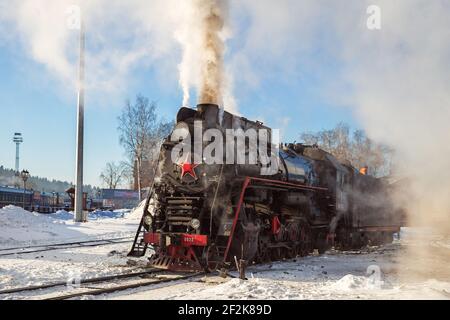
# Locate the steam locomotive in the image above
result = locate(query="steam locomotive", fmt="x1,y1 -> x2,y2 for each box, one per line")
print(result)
129,104 -> 402,272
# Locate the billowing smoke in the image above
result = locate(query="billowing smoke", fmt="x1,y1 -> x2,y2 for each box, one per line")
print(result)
197,0 -> 227,106
176,0 -> 232,109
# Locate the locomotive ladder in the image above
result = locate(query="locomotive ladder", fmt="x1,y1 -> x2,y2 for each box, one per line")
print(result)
128,215 -> 148,257
128,189 -> 153,257
128,152 -> 163,257
128,180 -> 159,257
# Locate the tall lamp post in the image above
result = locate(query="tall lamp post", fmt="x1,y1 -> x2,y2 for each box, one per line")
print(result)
74,12 -> 86,222
21,170 -> 30,210
52,191 -> 56,212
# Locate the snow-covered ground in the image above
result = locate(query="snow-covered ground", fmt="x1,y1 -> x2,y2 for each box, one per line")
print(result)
1,204 -> 449,300
106,240 -> 450,300
0,205 -> 143,248
0,204 -> 145,292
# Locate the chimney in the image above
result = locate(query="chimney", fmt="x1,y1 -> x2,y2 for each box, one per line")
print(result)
197,104 -> 220,127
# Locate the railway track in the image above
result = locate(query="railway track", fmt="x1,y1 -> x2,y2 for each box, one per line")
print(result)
0,236 -> 134,257
0,269 -> 204,300
45,272 -> 204,300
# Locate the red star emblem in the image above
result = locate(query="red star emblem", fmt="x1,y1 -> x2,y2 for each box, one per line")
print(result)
176,154 -> 199,179
179,162 -> 199,179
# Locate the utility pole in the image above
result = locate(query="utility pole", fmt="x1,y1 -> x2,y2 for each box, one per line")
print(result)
13,133 -> 23,173
74,18 -> 85,222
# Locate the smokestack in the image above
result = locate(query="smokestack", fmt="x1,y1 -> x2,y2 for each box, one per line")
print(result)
197,103 -> 220,127
197,103 -> 219,111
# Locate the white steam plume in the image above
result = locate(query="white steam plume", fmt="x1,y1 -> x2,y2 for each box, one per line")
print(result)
232,0 -> 450,279
231,0 -> 450,230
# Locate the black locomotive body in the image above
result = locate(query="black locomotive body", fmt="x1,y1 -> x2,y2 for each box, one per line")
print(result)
129,104 -> 402,271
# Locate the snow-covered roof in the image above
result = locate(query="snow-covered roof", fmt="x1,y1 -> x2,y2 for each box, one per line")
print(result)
0,186 -> 33,195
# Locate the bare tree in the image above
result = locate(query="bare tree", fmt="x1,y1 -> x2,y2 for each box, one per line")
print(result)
351,130 -> 392,176
117,95 -> 173,200
300,123 -> 392,177
99,162 -> 128,189
302,122 -> 351,162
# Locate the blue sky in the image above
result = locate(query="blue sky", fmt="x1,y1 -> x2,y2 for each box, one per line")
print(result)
0,45 -> 187,186
0,2 -> 362,187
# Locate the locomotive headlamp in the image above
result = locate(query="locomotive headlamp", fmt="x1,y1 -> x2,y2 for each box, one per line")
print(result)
190,218 -> 201,230
144,215 -> 153,226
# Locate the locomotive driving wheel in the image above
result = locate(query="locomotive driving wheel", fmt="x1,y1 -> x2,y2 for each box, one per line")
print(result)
271,247 -> 284,261
286,246 -> 298,259
299,220 -> 312,257
256,235 -> 271,263
286,221 -> 300,259
204,245 -> 221,272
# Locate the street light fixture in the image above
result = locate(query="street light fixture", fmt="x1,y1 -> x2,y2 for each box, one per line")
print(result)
52,191 -> 56,212
20,170 -> 30,210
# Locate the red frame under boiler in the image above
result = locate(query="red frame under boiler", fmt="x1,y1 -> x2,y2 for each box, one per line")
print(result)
144,176 -> 327,266
222,177 -> 327,263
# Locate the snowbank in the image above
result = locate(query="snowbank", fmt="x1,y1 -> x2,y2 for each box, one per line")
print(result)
331,274 -> 383,291
48,208 -> 135,221
0,206 -> 79,245
125,200 -> 146,220
196,278 -> 302,300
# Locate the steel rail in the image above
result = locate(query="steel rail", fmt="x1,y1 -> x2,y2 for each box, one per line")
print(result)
0,236 -> 134,252
0,269 -> 163,296
0,237 -> 134,257
44,272 -> 205,300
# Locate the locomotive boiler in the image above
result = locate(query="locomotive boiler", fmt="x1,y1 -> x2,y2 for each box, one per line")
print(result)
129,104 -> 402,272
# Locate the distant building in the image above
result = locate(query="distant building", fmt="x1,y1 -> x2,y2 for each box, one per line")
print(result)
101,189 -> 140,209
0,185 -> 69,213
0,185 -> 33,209
65,187 -> 88,211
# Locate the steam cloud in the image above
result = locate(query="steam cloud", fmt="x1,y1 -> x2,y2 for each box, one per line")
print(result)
232,0 -> 450,280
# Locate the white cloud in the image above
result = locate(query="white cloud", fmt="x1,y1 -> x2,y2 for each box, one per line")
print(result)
0,0 -> 183,100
